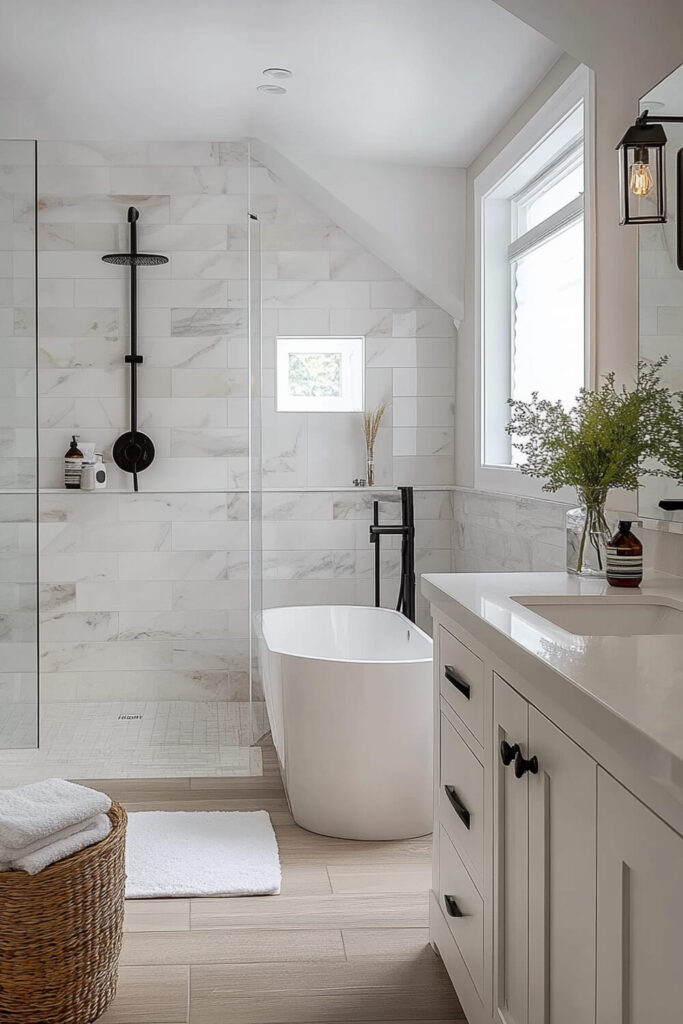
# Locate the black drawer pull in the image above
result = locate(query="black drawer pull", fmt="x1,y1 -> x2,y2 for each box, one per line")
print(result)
514,751 -> 539,779
444,894 -> 463,918
500,740 -> 520,767
444,785 -> 471,830
444,665 -> 470,700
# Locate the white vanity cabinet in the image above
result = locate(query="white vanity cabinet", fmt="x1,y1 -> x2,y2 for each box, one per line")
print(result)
596,770 -> 683,1024
428,599 -> 683,1024
494,674 -> 596,1024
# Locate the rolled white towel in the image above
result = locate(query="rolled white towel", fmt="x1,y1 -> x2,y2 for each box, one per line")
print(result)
0,779 -> 111,851
1,813 -> 113,875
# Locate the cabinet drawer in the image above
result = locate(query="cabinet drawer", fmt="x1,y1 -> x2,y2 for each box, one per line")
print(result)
438,825 -> 485,1000
439,625 -> 484,746
440,713 -> 484,890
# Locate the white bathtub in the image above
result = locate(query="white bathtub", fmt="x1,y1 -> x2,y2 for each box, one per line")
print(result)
260,605 -> 433,840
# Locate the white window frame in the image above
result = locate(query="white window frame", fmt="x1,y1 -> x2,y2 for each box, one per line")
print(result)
473,65 -> 595,500
275,336 -> 365,413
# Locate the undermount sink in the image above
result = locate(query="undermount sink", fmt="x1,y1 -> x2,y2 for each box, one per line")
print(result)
511,595 -> 683,636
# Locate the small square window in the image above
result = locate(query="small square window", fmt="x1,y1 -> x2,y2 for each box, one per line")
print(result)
276,337 -> 364,412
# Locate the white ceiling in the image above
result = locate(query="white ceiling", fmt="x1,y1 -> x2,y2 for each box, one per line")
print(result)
0,0 -> 561,166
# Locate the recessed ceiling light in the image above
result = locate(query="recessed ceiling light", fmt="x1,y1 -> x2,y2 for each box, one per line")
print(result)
263,68 -> 292,79
257,84 -> 287,95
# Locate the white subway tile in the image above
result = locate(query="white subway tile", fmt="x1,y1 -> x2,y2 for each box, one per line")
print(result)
170,368 -> 247,397
393,368 -> 417,396
330,251 -> 397,280
171,251 -> 247,279
76,581 -> 173,611
366,338 -> 416,368
393,426 -> 417,457
142,279 -> 228,308
171,194 -> 245,224
392,397 -> 417,426
172,581 -> 248,610
118,610 -> 231,640
371,281 -> 433,308
146,142 -> 220,166
110,165 -> 227,195
172,521 -> 249,551
118,550 -> 228,581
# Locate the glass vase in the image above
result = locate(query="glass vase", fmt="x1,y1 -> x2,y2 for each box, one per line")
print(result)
366,446 -> 375,487
566,491 -> 611,576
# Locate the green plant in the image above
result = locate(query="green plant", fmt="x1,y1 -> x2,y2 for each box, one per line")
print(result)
659,391 -> 683,486
506,358 -> 676,500
506,358 -> 677,572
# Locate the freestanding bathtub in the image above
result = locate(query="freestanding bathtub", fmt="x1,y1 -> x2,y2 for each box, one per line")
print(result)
260,605 -> 433,840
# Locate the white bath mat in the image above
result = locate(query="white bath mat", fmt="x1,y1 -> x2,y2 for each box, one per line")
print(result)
125,810 -> 281,898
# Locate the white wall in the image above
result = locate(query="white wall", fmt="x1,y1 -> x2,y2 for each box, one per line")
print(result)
493,0 -> 683,378
256,141 -> 466,323
455,0 -> 683,572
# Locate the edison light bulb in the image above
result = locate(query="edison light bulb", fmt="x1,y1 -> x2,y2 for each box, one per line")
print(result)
629,157 -> 654,197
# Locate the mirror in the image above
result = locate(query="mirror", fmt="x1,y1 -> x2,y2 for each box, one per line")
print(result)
639,63 -> 683,521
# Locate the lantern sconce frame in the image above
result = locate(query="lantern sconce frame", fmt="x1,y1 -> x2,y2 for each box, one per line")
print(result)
617,109 -> 683,270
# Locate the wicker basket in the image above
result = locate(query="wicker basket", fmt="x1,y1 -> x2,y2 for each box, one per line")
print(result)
0,801 -> 127,1024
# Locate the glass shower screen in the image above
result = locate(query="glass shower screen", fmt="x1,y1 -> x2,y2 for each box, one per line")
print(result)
0,140 -> 39,749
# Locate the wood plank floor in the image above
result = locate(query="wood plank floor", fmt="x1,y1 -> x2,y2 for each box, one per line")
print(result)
86,743 -> 465,1024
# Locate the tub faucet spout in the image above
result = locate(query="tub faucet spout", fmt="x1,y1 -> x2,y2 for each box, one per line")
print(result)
368,486 -> 416,622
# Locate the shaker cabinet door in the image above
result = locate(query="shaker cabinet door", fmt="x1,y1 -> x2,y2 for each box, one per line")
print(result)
596,770 -> 683,1024
528,707 -> 597,1024
493,675 -> 529,1024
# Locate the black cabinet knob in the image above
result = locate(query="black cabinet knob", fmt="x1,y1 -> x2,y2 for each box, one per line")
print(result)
500,740 -> 520,766
514,751 -> 539,778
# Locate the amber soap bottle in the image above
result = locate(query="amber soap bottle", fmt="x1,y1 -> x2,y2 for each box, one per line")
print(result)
606,521 -> 643,588
64,434 -> 83,489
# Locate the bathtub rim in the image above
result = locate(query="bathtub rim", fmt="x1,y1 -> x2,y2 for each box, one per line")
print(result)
261,604 -> 433,665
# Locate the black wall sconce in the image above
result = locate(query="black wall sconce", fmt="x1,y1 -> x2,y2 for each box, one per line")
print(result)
618,110 -> 683,269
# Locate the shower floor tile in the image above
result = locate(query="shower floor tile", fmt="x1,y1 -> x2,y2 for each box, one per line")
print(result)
0,700 -> 267,785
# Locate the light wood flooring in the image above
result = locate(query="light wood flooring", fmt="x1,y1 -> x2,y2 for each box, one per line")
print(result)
85,743 -> 465,1024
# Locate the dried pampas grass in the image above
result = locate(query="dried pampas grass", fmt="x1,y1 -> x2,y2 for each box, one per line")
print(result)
362,402 -> 387,451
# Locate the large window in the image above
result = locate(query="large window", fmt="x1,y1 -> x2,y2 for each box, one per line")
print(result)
475,68 -> 592,493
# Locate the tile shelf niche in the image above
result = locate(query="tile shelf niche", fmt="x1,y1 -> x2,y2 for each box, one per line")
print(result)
29,485 -> 465,494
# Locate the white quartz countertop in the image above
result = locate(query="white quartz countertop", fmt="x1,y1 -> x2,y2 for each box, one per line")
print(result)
422,571 -> 683,828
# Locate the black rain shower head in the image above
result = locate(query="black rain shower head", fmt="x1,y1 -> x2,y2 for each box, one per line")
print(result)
102,251 -> 168,266
102,205 -> 168,266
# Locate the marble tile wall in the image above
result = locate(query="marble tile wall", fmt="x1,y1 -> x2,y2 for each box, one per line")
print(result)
38,490 -> 252,704
450,487 -> 683,576
37,486 -> 454,705
32,140 -> 250,491
262,489 -> 455,634
29,139 -> 456,490
451,488 -> 569,572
